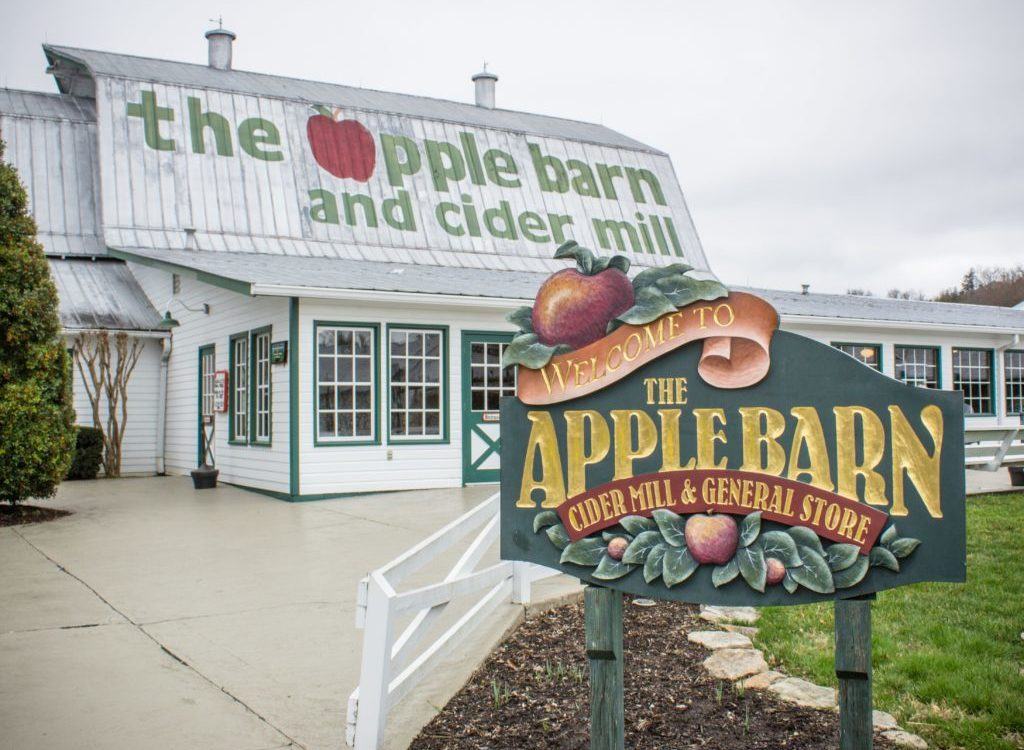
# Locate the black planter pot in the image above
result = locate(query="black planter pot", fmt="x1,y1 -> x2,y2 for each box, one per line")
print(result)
1009,466 -> 1024,487
191,464 -> 219,490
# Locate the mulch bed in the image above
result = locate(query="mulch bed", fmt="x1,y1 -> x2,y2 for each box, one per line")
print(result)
411,597 -> 894,749
0,504 -> 71,527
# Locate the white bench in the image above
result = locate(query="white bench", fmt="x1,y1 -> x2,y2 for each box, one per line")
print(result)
964,424 -> 1024,471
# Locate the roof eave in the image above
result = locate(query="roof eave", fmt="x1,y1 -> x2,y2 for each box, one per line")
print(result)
108,246 -> 253,296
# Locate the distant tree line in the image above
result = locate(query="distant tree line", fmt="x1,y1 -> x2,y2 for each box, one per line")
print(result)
846,265 -> 1024,307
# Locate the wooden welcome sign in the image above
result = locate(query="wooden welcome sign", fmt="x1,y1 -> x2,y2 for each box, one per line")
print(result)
499,242 -> 966,748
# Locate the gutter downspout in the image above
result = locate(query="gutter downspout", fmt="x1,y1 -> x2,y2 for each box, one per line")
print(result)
156,334 -> 173,475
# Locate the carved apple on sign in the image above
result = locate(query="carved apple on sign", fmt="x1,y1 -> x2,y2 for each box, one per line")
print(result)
306,106 -> 375,182
531,242 -> 634,350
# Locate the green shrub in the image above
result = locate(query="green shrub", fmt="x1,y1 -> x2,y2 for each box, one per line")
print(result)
0,139 -> 75,504
66,426 -> 103,480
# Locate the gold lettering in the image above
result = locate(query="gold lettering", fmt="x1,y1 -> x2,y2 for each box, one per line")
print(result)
739,406 -> 787,475
787,407 -> 834,491
693,408 -> 728,469
565,410 -> 611,498
518,412 -> 566,508
610,410 -> 658,480
889,405 -> 943,518
834,406 -> 888,506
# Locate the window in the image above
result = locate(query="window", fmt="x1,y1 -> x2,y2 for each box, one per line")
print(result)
1006,350 -> 1024,415
952,348 -> 993,415
230,334 -> 248,442
316,324 -> 377,443
252,329 -> 272,443
200,347 -> 216,417
894,346 -> 939,389
833,343 -> 881,370
470,341 -> 516,411
389,327 -> 446,441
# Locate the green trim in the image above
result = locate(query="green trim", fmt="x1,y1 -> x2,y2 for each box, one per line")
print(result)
289,298 -> 300,497
108,246 -> 252,296
951,346 -> 997,417
830,341 -> 882,372
385,323 -> 450,445
249,325 -> 273,446
312,320 -> 382,447
460,330 -> 515,484
1004,349 -> 1024,416
892,344 -> 942,389
227,331 -> 248,445
197,344 -> 215,466
225,482 -> 396,503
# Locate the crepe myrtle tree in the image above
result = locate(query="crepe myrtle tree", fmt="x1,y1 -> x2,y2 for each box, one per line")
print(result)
0,140 -> 75,504
72,330 -> 144,478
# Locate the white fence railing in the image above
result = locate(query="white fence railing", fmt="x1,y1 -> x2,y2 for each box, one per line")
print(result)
345,492 -> 556,749
964,424 -> 1024,471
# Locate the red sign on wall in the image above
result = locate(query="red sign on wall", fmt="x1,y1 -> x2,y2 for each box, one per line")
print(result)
213,370 -> 229,413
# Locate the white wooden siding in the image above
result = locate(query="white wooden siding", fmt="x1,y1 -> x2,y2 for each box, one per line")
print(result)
95,76 -> 707,274
66,335 -> 161,476
128,263 -> 291,492
298,298 -> 516,495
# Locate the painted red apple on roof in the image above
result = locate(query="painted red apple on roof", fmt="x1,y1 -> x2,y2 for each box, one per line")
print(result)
306,106 -> 375,182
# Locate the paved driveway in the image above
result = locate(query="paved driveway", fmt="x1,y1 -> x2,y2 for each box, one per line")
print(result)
0,478 -> 570,750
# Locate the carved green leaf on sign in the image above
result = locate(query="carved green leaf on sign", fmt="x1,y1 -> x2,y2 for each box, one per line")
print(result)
560,537 -> 607,566
622,531 -> 663,565
652,509 -> 686,548
663,546 -> 699,587
644,544 -> 667,584
532,511 -> 923,595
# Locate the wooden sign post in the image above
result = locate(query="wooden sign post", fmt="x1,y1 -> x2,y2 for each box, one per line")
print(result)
499,242 -> 967,748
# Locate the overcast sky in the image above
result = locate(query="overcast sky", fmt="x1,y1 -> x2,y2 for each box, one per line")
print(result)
2,0 -> 1021,296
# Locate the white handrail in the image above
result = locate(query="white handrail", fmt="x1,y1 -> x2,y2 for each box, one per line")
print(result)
345,491 -> 557,749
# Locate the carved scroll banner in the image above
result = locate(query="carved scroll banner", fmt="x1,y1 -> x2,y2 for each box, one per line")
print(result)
556,469 -> 889,552
517,292 -> 779,406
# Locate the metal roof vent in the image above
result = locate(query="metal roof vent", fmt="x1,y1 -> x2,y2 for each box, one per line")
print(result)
801,283 -> 810,295
205,20 -> 236,71
472,65 -> 498,109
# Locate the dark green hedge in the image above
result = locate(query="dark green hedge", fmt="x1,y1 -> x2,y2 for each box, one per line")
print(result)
66,426 -> 103,480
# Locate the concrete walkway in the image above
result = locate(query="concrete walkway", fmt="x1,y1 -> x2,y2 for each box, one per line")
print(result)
0,478 -> 575,750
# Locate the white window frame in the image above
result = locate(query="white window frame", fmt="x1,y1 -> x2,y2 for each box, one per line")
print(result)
387,326 -> 447,443
252,329 -> 272,444
315,323 -> 378,445
230,334 -> 249,442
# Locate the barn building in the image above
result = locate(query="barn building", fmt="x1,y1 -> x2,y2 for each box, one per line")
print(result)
1,30 -> 1021,499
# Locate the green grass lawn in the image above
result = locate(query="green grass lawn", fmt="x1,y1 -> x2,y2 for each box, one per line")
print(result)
755,492 -> 1024,750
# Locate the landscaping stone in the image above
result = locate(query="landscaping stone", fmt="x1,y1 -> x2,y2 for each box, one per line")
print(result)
722,624 -> 759,639
767,677 -> 837,709
872,710 -> 899,730
703,648 -> 768,681
699,605 -> 760,625
742,670 -> 785,690
881,729 -> 928,749
687,630 -> 753,650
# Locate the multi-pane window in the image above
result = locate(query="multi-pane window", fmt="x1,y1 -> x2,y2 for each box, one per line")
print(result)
470,342 -> 516,411
894,346 -> 939,389
317,325 -> 376,442
833,343 -> 881,370
1005,350 -> 1024,415
252,330 -> 271,443
200,347 -> 216,417
952,348 -> 993,415
231,335 -> 248,441
389,328 -> 445,440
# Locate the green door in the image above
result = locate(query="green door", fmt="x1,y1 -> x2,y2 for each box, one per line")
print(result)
461,332 -> 516,484
197,344 -> 216,466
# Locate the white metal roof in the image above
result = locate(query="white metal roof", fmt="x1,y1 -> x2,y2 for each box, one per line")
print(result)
49,258 -> 164,331
0,88 -> 104,257
43,45 -> 662,154
109,245 -> 1024,332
